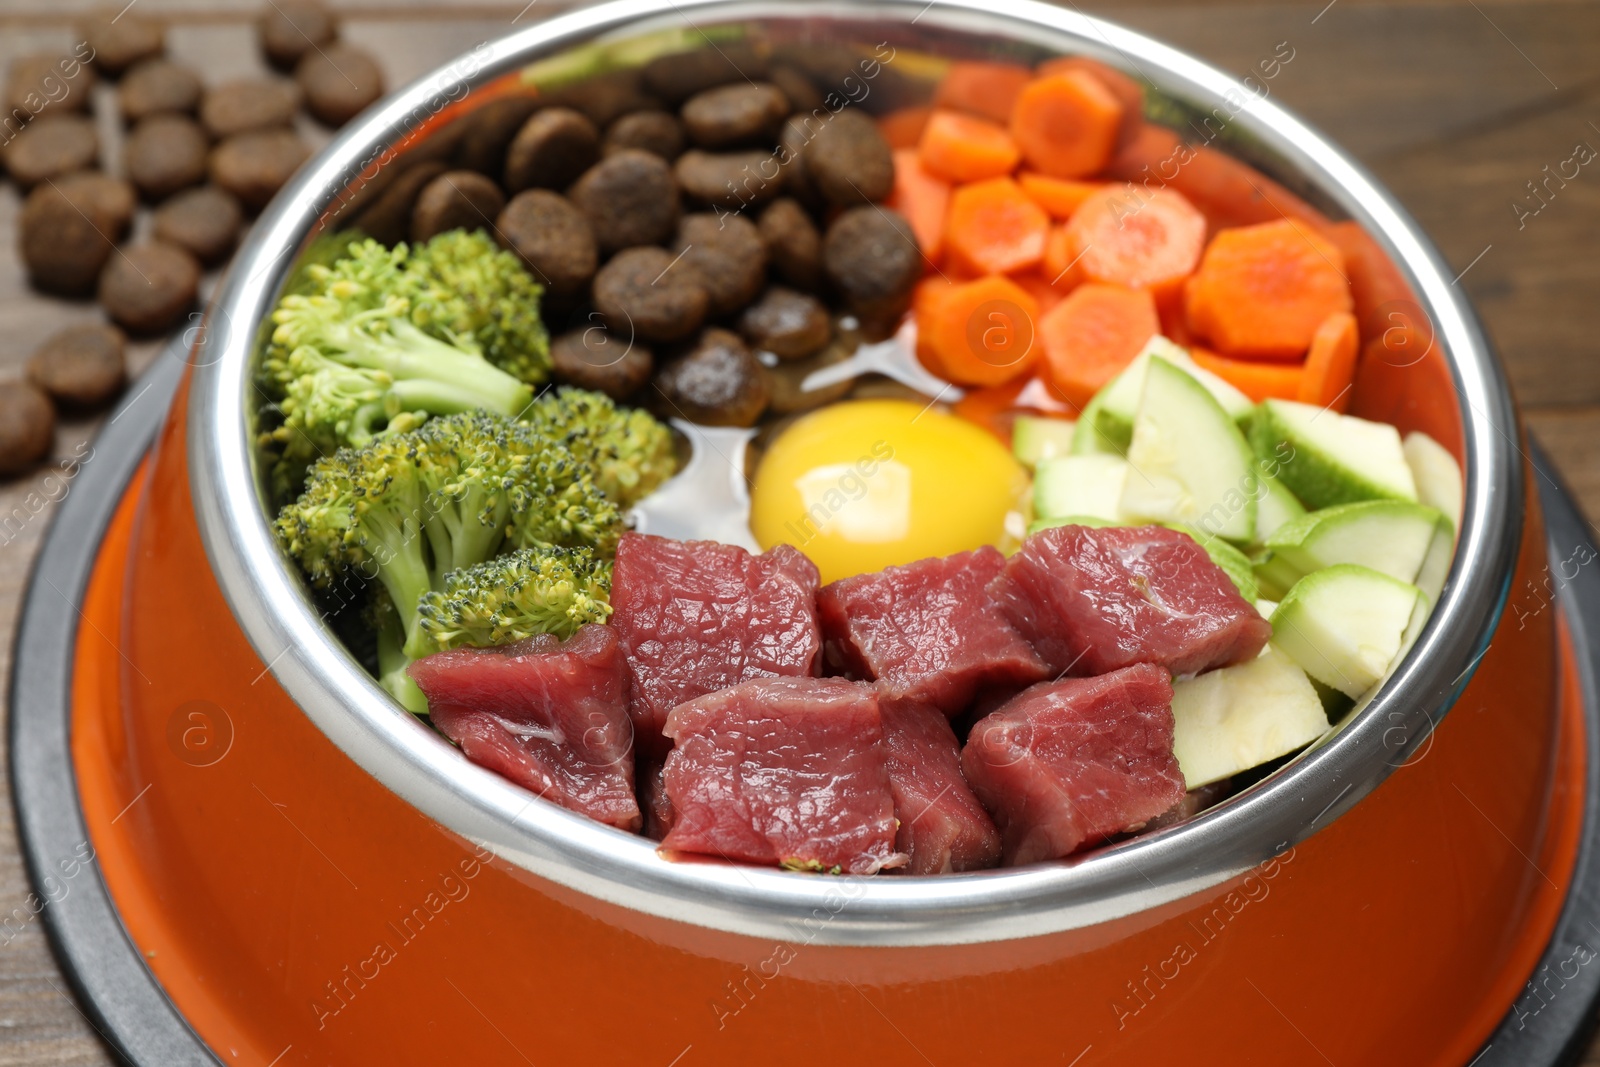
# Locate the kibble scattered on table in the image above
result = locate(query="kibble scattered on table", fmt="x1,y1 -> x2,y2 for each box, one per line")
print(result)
97,242 -> 201,335
26,324 -> 128,409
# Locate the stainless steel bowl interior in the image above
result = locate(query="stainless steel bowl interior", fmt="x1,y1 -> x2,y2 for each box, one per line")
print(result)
187,0 -> 1520,947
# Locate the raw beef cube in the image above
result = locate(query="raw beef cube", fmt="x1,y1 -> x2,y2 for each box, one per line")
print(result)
961,664 -> 1184,865
881,700 -> 1001,874
990,524 -> 1270,677
611,533 -> 823,756
818,547 -> 1051,716
411,624 -> 640,831
661,677 -> 902,874
640,755 -> 676,842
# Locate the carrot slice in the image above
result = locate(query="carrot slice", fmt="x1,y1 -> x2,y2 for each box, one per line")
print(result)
1041,223 -> 1083,288
890,148 -> 951,262
913,274 -> 1041,387
1038,283 -> 1159,408
944,176 -> 1049,276
879,105 -> 933,151
934,61 -> 1033,124
1184,218 -> 1351,360
1066,184 -> 1206,303
1017,173 -> 1105,219
1010,269 -> 1070,314
1035,56 -> 1144,148
918,109 -> 1020,183
1190,346 -> 1304,403
1297,310 -> 1359,411
1008,70 -> 1124,180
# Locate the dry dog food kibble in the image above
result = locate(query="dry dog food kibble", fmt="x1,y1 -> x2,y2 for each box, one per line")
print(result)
681,83 -> 790,149
652,327 -> 769,427
82,10 -> 165,76
739,287 -> 832,360
2,116 -> 98,188
603,111 -> 685,161
411,170 -> 506,243
497,189 -> 598,297
673,213 -> 767,318
550,326 -> 655,400
119,60 -> 203,121
823,205 -> 922,321
98,242 -> 201,334
0,384 -> 56,477
296,43 -> 384,127
593,246 -> 708,344
346,161 -> 445,246
153,185 -> 243,265
124,115 -> 209,200
568,150 -> 681,253
200,78 -> 302,138
20,172 -> 135,295
768,65 -> 823,113
803,107 -> 894,207
27,323 -> 127,408
456,98 -> 542,176
758,197 -> 824,290
7,54 -> 97,116
762,338 -> 855,415
504,108 -> 600,193
210,128 -> 310,209
548,69 -> 657,129
260,0 -> 337,70
674,149 -> 781,210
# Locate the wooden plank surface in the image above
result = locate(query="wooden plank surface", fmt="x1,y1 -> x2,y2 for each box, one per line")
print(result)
1,1 -> 1599,1063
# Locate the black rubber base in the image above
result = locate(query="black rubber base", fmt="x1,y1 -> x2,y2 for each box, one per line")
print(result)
9,346 -> 1600,1066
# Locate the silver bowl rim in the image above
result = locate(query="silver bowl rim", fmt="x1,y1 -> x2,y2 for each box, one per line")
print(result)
185,0 -> 1521,947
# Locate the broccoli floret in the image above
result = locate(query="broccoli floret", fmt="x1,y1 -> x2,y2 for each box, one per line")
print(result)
273,411 -> 623,711
406,229 -> 552,386
523,387 -> 678,506
409,545 -> 612,657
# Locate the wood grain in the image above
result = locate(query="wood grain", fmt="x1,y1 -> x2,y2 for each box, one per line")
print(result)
0,2 -> 1597,1064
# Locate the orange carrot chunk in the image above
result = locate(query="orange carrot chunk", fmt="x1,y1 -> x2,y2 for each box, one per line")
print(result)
944,176 -> 1050,276
914,274 -> 1041,387
1039,283 -> 1159,408
1184,218 -> 1351,360
1017,173 -> 1106,219
1066,185 -> 1206,303
1041,223 -> 1083,288
1189,347 -> 1304,403
1034,56 -> 1144,149
1297,310 -> 1359,411
1010,269 -> 1070,314
918,109 -> 1021,183
1009,71 -> 1124,180
890,148 -> 952,261
934,61 -> 1034,124
879,105 -> 934,150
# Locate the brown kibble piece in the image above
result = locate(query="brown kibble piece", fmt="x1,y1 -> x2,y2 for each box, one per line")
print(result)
550,327 -> 654,400
776,115 -> 819,207
823,205 -> 922,321
0,384 -> 55,478
260,0 -> 337,70
739,287 -> 830,360
454,96 -> 541,177
27,323 -> 126,408
153,185 -> 243,264
803,108 -> 893,207
593,247 -> 707,344
82,10 -> 165,76
757,198 -> 823,290
642,46 -> 769,104
568,150 -> 680,254
98,242 -> 200,335
346,161 -> 445,246
681,83 -> 789,149
674,149 -> 780,210
763,338 -> 855,416
603,111 -> 684,161
7,53 -> 97,117
672,212 -> 766,318
200,78 -> 301,138
503,108 -> 599,193
653,327 -> 768,427
3,116 -> 97,188
124,115 -> 208,200
768,66 -> 823,114
119,59 -> 203,121
19,172 -> 136,295
296,43 -> 384,127
547,69 -> 658,129
411,170 -> 506,243
496,189 -> 597,297
210,128 -> 310,209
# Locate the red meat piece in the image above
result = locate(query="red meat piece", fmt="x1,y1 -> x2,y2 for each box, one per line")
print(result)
611,533 -> 823,757
989,524 -> 1270,677
818,547 -> 1051,716
411,625 -> 640,831
880,700 -> 1001,874
961,664 -> 1184,865
661,677 -> 902,874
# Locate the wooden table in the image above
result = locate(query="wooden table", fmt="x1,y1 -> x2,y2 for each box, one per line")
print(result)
1,0 -> 1598,1062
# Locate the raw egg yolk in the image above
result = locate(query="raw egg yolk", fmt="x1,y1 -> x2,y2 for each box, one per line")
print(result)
749,399 -> 1029,583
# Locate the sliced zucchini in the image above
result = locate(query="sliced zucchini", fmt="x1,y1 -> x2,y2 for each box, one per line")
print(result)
1171,644 -> 1331,789
1269,564 -> 1424,698
1013,414 -> 1077,470
1034,454 -> 1128,523
1403,430 -> 1463,532
1251,398 -> 1417,509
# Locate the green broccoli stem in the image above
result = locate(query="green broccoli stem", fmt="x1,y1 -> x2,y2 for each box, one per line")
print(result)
361,504 -> 434,654
377,611 -> 430,713
344,321 -> 533,417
